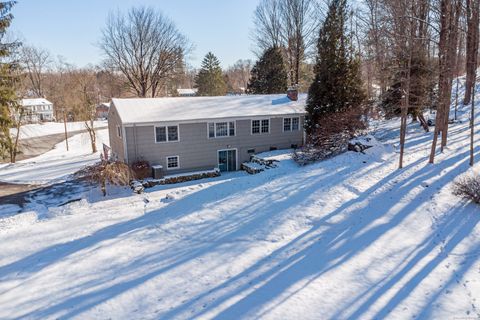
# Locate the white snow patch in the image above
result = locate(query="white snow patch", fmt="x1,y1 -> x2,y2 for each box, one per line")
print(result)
0,129 -> 109,184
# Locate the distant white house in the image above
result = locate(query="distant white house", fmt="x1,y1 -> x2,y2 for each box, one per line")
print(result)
21,98 -> 54,123
96,102 -> 110,119
177,88 -> 198,97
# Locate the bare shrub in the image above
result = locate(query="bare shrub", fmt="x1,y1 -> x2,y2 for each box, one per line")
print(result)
295,107 -> 368,165
131,160 -> 151,179
76,161 -> 134,196
453,174 -> 480,204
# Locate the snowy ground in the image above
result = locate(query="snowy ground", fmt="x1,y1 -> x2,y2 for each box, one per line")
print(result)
11,120 -> 107,140
0,90 -> 479,319
0,129 -> 108,184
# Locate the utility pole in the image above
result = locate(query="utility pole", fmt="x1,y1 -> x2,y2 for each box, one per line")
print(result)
63,107 -> 69,151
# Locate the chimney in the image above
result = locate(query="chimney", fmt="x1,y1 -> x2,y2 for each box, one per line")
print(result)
287,86 -> 298,101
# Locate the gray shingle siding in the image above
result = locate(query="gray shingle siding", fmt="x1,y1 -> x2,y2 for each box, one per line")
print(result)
107,104 -> 126,162
119,116 -> 304,174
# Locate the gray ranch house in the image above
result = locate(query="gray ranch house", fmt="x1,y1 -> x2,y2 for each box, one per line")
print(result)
108,92 -> 306,175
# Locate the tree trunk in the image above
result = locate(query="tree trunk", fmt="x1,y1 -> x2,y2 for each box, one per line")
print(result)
85,120 -> 97,154
430,0 -> 456,163
441,0 -> 462,149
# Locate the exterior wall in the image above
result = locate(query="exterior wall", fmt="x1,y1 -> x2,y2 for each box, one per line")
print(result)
21,104 -> 54,123
96,106 -> 109,119
108,104 -> 126,162
124,116 -> 304,174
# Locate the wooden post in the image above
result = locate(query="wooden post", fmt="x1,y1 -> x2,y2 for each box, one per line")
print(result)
63,107 -> 69,151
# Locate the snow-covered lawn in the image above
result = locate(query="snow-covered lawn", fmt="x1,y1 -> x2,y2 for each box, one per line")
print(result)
0,129 -> 109,184
0,108 -> 479,319
11,120 -> 107,140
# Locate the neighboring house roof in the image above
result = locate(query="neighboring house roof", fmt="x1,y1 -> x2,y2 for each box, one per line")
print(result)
113,94 -> 307,124
21,98 -> 53,107
177,88 -> 198,95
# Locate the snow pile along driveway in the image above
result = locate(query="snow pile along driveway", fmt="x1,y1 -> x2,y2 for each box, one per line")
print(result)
0,116 -> 479,319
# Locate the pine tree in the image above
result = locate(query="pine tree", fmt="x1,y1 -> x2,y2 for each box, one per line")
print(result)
194,52 -> 227,96
305,0 -> 364,134
0,1 -> 20,162
247,46 -> 287,94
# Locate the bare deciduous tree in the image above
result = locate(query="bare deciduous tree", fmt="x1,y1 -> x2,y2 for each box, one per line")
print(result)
20,45 -> 52,97
100,6 -> 191,98
429,0 -> 462,163
252,0 -> 321,86
71,68 -> 100,153
225,59 -> 253,93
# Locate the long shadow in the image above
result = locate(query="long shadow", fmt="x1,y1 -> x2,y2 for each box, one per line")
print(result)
337,203 -> 479,319
3,125 -> 478,319
154,157 -> 436,318
196,148 -> 477,319
7,147 -> 391,319
4,155 -> 362,317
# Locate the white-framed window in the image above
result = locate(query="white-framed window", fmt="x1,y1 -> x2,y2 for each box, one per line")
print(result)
208,121 -> 235,138
116,125 -> 122,138
208,123 -> 215,138
155,125 -> 179,143
252,119 -> 270,134
292,117 -> 299,130
261,119 -> 269,133
216,122 -> 228,137
283,117 -> 300,131
166,156 -> 179,169
252,120 -> 260,134
283,118 -> 291,131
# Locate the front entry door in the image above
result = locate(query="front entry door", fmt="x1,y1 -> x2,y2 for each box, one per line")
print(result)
218,149 -> 237,172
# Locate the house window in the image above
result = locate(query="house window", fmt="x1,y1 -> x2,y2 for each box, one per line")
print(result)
261,119 -> 269,133
155,125 -> 179,143
252,119 -> 269,134
155,127 -> 166,142
292,117 -> 299,130
284,117 -> 300,131
247,148 -> 255,154
117,125 -> 122,138
252,120 -> 260,134
283,118 -> 291,131
166,156 -> 179,169
167,126 -> 178,141
216,122 -> 228,137
208,123 -> 215,138
208,121 -> 235,138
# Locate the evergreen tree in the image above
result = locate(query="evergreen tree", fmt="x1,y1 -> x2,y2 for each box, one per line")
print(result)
194,52 -> 227,96
247,46 -> 287,94
0,1 -> 20,162
305,0 -> 364,134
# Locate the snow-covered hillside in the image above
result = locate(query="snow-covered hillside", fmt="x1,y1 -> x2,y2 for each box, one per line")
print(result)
0,129 -> 109,184
10,120 -> 107,140
0,82 -> 479,319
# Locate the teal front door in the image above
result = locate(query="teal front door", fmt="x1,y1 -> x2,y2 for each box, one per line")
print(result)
218,149 -> 237,172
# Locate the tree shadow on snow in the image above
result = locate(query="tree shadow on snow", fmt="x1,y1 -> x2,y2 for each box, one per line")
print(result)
2,137 -> 479,319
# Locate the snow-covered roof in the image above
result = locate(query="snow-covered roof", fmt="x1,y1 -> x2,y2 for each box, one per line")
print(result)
112,94 -> 307,124
22,98 -> 53,107
177,88 -> 198,95
97,102 -> 110,109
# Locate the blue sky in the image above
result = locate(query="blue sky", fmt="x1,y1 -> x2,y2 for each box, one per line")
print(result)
11,0 -> 259,68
